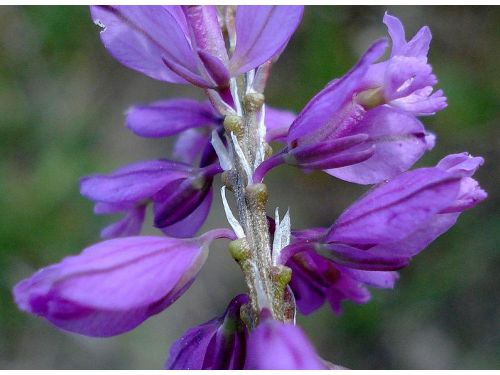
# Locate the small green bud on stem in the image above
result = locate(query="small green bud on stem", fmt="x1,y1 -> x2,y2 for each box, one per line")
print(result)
243,92 -> 265,113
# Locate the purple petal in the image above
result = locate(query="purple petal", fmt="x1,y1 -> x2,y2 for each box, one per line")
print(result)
390,87 -> 447,115
160,188 -> 213,238
403,25 -> 432,60
265,106 -> 296,142
383,12 -> 431,59
325,107 -> 433,184
161,56 -> 214,87
245,318 -> 325,370
230,6 -> 304,75
100,204 -> 146,239
383,56 -> 436,101
91,6 -> 200,84
126,99 -> 219,138
197,50 -> 231,86
183,6 -> 228,66
325,275 -> 371,314
287,39 -> 388,145
325,243 -> 411,271
80,160 -> 192,204
437,152 -> 484,177
287,249 -> 374,315
364,212 -> 460,259
166,294 -> 249,370
287,251 -> 330,315
93,201 -> 135,214
441,177 -> 487,213
327,167 -> 461,245
339,266 -> 399,289
13,236 -> 211,336
383,12 -> 406,57
289,134 -> 375,170
436,153 -> 487,212
173,128 -> 211,165
291,227 -> 327,242
166,317 -> 220,369
153,176 -> 212,229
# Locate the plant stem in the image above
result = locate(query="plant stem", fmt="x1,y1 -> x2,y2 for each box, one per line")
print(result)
221,75 -> 288,326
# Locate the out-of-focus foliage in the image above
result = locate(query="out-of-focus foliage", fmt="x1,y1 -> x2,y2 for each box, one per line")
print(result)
0,6 -> 498,369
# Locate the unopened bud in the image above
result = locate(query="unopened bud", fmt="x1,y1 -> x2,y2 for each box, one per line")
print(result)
245,183 -> 268,209
223,115 -> 244,137
243,92 -> 265,112
228,238 -> 251,262
271,265 -> 292,290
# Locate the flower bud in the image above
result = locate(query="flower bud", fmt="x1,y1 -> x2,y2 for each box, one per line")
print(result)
166,294 -> 249,369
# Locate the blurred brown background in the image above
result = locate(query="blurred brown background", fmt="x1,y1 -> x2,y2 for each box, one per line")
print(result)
0,6 -> 498,369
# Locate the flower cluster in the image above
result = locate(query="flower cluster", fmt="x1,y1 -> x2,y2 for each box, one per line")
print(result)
13,6 -> 486,369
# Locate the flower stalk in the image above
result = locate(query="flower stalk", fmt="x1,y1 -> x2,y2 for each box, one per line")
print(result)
222,74 -> 288,325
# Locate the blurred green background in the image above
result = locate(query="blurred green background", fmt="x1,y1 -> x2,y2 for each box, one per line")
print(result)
0,6 -> 498,369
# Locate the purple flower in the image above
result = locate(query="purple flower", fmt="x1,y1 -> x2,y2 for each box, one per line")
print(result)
368,12 -> 447,115
91,6 -> 303,88
245,315 -> 327,370
277,153 -> 485,315
166,294 -> 249,370
323,153 -> 485,269
263,13 -> 445,185
287,246 -> 398,315
13,231 -> 233,337
80,160 -> 221,238
282,153 -> 486,272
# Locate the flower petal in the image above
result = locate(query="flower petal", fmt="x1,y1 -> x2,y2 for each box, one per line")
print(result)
153,176 -> 212,229
80,160 -> 192,204
173,128 -> 211,165
437,152 -> 484,177
230,6 -> 304,75
160,188 -> 213,238
183,6 -> 229,66
265,106 -> 296,142
126,99 -> 219,138
325,107 -> 433,184
287,39 -> 388,146
100,204 -> 146,239
383,12 -> 431,59
91,6 -> 199,83
245,318 -> 325,370
363,212 -> 460,259
166,294 -> 249,370
327,167 -> 461,245
13,235 -> 212,336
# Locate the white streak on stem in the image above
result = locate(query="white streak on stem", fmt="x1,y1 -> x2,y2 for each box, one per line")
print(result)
246,69 -> 255,94
229,78 -> 243,116
231,132 -> 253,185
210,130 -> 232,171
272,208 -> 291,266
254,104 -> 267,169
221,186 -> 245,238
272,207 -> 281,265
251,261 -> 271,310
